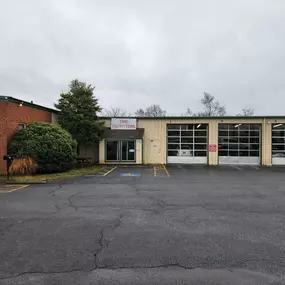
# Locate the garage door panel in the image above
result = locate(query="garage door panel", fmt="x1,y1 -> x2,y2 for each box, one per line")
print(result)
272,124 -> 285,165
168,156 -> 207,164
218,124 -> 261,165
167,124 -> 208,165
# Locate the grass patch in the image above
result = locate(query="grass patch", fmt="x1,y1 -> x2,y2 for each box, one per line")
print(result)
0,165 -> 105,183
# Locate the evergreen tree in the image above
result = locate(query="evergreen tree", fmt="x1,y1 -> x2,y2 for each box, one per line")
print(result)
55,79 -> 104,145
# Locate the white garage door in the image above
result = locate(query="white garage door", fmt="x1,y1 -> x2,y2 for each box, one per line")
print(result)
167,124 -> 208,164
272,124 -> 285,165
219,124 -> 261,165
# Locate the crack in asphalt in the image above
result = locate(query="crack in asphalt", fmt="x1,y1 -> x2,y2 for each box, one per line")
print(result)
48,185 -> 63,196
93,215 -> 124,269
0,219 -> 15,237
67,192 -> 82,211
0,215 -> 125,281
3,263 -> 279,281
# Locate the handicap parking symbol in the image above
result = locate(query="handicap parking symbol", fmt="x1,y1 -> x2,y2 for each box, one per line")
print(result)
120,172 -> 141,177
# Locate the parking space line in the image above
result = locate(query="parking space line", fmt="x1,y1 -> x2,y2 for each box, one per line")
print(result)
103,166 -> 117,176
230,165 -> 243,170
0,184 -> 29,193
153,166 -> 157,177
162,164 -> 170,177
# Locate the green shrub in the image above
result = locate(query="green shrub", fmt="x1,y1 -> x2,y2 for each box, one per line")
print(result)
8,123 -> 77,173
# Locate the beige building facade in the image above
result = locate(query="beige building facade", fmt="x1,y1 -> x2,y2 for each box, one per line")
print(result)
99,117 -> 285,166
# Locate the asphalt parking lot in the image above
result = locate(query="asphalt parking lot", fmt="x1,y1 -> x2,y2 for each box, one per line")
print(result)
1,165 -> 285,284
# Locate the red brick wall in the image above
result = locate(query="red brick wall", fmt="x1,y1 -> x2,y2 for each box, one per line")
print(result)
0,101 -> 52,174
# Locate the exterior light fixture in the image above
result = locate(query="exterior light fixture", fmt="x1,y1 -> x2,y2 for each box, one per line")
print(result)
273,124 -> 282,128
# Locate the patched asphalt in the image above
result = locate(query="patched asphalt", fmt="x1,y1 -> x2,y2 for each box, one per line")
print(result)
1,165 -> 285,284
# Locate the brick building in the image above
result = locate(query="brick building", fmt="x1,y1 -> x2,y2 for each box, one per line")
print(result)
0,96 -> 58,174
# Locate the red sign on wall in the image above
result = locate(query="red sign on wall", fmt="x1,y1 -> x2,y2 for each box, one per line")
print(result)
209,144 -> 217,152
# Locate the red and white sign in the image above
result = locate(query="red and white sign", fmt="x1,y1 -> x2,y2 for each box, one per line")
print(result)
111,118 -> 137,130
209,144 -> 217,152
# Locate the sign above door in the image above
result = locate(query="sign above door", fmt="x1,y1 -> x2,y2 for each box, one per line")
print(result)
111,118 -> 137,130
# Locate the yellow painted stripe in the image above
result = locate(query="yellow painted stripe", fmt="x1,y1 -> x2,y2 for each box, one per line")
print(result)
4,184 -> 29,193
103,166 -> 117,176
162,164 -> 170,177
154,166 -> 157,177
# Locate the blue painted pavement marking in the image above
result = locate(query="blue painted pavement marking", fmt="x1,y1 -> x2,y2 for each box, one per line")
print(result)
120,172 -> 141,177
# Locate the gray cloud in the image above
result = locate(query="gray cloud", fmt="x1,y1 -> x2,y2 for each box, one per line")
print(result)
1,0 -> 285,115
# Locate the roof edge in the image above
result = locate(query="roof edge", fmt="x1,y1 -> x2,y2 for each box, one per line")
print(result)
99,116 -> 285,120
0,95 -> 60,114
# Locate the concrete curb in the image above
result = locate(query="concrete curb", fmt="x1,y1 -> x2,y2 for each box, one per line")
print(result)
3,181 -> 47,185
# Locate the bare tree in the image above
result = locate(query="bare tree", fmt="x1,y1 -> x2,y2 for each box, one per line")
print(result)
197,93 -> 226,116
135,104 -> 166,117
237,107 -> 254,116
134,108 -> 145,117
182,108 -> 193,116
102,107 -> 131,117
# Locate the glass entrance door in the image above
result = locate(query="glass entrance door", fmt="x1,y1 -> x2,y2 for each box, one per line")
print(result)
121,141 -> 135,161
106,141 -> 119,161
106,140 -> 136,162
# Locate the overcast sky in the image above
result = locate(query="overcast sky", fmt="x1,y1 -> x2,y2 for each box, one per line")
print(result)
1,0 -> 285,115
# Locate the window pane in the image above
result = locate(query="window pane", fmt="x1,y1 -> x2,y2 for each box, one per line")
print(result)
181,137 -> 193,143
272,138 -> 285,144
250,151 -> 259,157
229,130 -> 239,136
195,144 -> 207,150
250,137 -> 260,144
250,131 -> 260,136
229,143 -> 238,149
181,130 -> 193,137
272,130 -> 285,137
195,130 -> 207,136
228,138 -> 239,144
272,144 -> 285,151
240,151 -> 249,157
239,143 -> 249,150
250,125 -> 260,130
168,125 -> 180,130
219,124 -> 229,130
181,144 -> 192,150
250,144 -> 260,150
168,131 -> 180,137
229,151 -> 238,156
239,131 -> 249,137
219,131 -> 228,137
219,143 -> 228,150
168,137 -> 180,143
219,150 -> 228,156
168,150 -> 178,156
194,151 -> 207,157
227,124 -> 236,130
219,137 -> 228,144
195,137 -> 207,143
168,144 -> 180,150
239,137 -> 249,144
181,124 -> 191,130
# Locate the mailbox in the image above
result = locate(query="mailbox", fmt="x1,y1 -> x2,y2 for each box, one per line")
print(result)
3,155 -> 13,161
